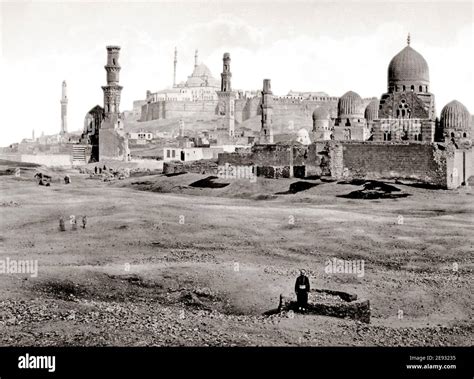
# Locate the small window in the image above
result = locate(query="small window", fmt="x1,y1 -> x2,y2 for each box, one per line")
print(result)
172,150 -> 176,158
463,132 -> 467,138
166,150 -> 170,158
419,85 -> 423,92
402,85 -> 406,91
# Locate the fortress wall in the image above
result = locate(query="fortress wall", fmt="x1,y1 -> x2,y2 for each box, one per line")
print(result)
141,97 -> 338,126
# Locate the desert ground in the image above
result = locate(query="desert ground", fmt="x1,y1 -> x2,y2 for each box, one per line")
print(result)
0,161 -> 472,346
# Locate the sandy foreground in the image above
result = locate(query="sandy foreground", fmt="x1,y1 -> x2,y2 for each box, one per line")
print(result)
0,165 -> 472,346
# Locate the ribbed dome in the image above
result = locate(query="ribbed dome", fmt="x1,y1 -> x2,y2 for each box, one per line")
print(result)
440,100 -> 470,130
388,45 -> 429,88
312,107 -> 330,120
364,99 -> 379,121
338,91 -> 363,118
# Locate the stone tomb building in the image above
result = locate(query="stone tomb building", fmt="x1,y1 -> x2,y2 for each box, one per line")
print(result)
220,36 -> 473,189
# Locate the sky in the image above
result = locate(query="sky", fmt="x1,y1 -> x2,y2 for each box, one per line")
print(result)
0,0 -> 472,145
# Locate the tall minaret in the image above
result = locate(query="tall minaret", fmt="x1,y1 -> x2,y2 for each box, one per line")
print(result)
173,47 -> 177,88
60,80 -> 68,135
260,79 -> 274,144
194,49 -> 198,69
221,52 -> 232,92
217,52 -> 235,137
102,46 -> 123,122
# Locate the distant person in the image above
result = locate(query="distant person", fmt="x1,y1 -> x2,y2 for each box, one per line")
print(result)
71,217 -> 77,231
59,217 -> 66,231
99,167 -> 102,174
64,175 -> 71,184
82,216 -> 87,229
94,166 -> 98,174
294,269 -> 310,312
103,165 -> 107,171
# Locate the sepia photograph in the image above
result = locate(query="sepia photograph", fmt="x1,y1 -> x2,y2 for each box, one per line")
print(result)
0,0 -> 472,376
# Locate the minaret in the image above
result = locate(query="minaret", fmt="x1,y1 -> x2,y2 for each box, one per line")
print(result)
32,129 -> 35,141
217,52 -> 235,137
60,80 -> 68,135
102,46 -> 123,123
194,49 -> 198,69
173,47 -> 177,88
221,52 -> 232,92
260,79 -> 274,144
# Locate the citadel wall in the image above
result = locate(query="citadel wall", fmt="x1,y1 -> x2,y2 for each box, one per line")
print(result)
140,97 -> 339,124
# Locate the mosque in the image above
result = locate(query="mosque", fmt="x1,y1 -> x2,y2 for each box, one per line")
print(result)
311,34 -> 471,148
216,34 -> 473,189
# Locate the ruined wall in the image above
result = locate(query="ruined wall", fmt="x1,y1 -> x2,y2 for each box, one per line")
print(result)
162,160 -> 218,175
218,144 -> 308,167
99,128 -> 129,161
328,141 -> 449,187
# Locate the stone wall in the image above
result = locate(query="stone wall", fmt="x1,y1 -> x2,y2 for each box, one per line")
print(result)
0,154 -> 73,166
329,141 -> 448,187
99,128 -> 129,161
162,160 -> 218,175
141,97 -> 339,125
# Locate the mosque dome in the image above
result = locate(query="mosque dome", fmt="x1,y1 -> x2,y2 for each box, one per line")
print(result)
440,100 -> 470,131
388,38 -> 429,89
192,63 -> 213,78
364,99 -> 379,121
338,91 -> 363,118
312,107 -> 330,120
185,63 -> 220,88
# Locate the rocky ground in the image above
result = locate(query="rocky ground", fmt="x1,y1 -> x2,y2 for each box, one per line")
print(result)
0,164 -> 472,346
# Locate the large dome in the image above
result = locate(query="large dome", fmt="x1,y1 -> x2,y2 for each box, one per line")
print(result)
185,63 -> 220,88
364,99 -> 379,121
440,100 -> 470,131
312,107 -> 330,120
338,91 -> 363,118
388,44 -> 429,89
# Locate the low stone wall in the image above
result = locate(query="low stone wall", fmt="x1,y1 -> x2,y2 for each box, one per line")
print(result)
0,154 -> 73,166
162,160 -> 218,175
278,289 -> 370,324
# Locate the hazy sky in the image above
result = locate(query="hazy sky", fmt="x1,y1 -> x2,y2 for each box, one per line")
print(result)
0,1 -> 472,145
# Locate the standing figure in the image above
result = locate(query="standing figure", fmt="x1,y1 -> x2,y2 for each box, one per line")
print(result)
94,166 -> 98,174
294,269 -> 310,312
59,217 -> 66,232
82,216 -> 87,229
70,215 -> 77,231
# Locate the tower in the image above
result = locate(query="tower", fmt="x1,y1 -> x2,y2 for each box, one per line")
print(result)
221,52 -> 232,92
217,52 -> 235,137
99,45 -> 129,162
60,80 -> 68,136
194,49 -> 198,69
260,79 -> 274,144
173,47 -> 178,88
102,46 -> 123,122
